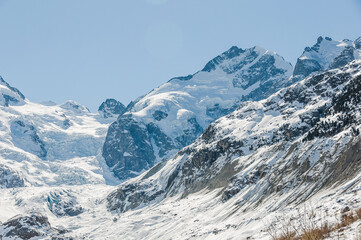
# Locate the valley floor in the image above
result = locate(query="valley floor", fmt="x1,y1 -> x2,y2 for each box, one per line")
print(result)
2,172 -> 361,239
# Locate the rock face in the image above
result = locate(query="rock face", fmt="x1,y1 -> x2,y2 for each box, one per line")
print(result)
0,164 -> 24,188
47,190 -> 84,217
355,37 -> 361,50
0,76 -> 26,106
293,36 -> 361,78
98,98 -> 126,118
0,213 -> 68,239
103,45 -> 294,181
107,59 -> 361,213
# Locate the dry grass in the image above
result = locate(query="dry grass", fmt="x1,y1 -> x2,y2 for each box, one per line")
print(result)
267,207 -> 361,240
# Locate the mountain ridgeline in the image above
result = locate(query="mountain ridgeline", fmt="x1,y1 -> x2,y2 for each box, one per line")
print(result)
0,36 -> 361,239
102,36 -> 361,182
107,54 -> 361,215
102,45 -> 294,180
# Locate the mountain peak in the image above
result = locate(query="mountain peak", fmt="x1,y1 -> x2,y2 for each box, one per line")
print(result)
201,45 -> 291,76
293,36 -> 361,77
98,98 -> 126,118
103,44 -> 293,181
60,100 -> 90,113
201,46 -> 245,72
0,76 -> 26,107
316,36 -> 333,44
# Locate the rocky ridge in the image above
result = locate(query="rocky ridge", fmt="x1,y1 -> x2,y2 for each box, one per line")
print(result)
293,36 -> 361,78
103,36 -> 361,182
107,59 -> 361,214
98,98 -> 126,119
103,45 -> 294,180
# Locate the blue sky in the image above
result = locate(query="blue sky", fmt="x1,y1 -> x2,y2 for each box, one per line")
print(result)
0,0 -> 360,111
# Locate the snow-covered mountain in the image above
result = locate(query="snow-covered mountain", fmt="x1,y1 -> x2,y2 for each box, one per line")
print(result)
293,36 -> 361,78
1,36 -> 361,239
103,59 -> 361,239
98,98 -> 126,119
103,45 -> 294,181
103,36 -> 361,182
0,77 -> 121,188
107,58 -> 361,209
0,76 -> 25,107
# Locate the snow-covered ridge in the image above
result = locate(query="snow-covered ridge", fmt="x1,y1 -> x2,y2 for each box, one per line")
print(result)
103,45 -> 294,181
0,37 -> 361,239
102,36 -> 361,182
293,36 -> 361,78
107,59 -> 361,215
98,98 -> 126,119
0,76 -> 26,107
0,80 -> 121,188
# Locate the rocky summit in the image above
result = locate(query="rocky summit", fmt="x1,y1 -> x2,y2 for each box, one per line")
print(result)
98,98 -> 126,119
107,59 -> 361,213
102,36 -> 361,182
103,45 -> 294,181
293,36 -> 361,78
0,76 -> 25,107
104,59 -> 361,239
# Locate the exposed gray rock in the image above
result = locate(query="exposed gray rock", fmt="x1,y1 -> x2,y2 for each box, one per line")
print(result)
329,46 -> 355,69
293,58 -> 322,77
107,183 -> 164,212
98,98 -> 126,118
152,110 -> 168,121
0,164 -> 24,188
102,45 -> 293,181
202,46 -> 246,72
355,37 -> 361,49
107,60 -> 361,213
0,76 -> 26,107
293,36 -> 361,78
232,53 -> 288,91
47,190 -> 84,217
0,213 -> 69,240
103,116 -> 156,180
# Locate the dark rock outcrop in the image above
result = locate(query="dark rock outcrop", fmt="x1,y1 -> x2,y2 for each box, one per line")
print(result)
0,213 -> 69,240
0,76 -> 26,107
103,116 -> 156,180
102,45 -> 293,181
0,164 -> 25,188
329,46 -> 355,69
355,37 -> 361,49
293,58 -> 322,77
47,191 -> 84,217
98,98 -> 126,118
293,36 -> 361,78
107,60 -> 361,213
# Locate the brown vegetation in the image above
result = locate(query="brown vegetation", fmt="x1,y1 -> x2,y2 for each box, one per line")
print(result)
267,206 -> 361,240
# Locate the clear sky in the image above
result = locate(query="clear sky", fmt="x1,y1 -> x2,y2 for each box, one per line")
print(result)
0,0 -> 360,111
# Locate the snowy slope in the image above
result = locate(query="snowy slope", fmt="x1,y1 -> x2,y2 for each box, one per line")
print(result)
1,38 -> 361,240
103,45 -> 294,181
0,77 -> 120,188
0,76 -> 25,107
102,59 -> 361,239
1,58 -> 359,240
103,36 -> 361,182
293,36 -> 361,78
